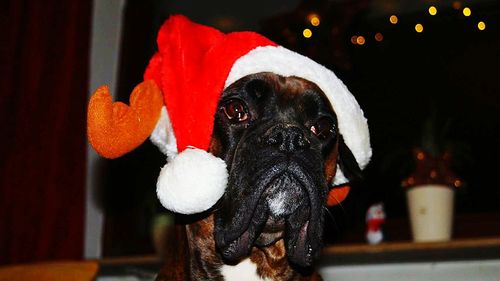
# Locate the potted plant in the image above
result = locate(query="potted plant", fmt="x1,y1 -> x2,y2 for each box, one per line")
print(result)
401,114 -> 466,242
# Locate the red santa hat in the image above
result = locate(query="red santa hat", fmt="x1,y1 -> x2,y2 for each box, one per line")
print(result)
142,15 -> 371,214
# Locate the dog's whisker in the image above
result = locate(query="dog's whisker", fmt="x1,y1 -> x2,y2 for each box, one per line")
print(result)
329,193 -> 348,217
323,206 -> 340,232
211,204 -> 223,213
210,196 -> 227,213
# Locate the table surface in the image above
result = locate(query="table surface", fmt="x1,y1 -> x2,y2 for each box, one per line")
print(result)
98,236 -> 500,268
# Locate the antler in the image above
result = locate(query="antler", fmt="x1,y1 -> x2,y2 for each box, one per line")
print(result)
87,80 -> 164,159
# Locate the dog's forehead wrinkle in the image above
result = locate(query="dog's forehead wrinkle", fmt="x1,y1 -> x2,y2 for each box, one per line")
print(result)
274,94 -> 333,127
274,109 -> 302,126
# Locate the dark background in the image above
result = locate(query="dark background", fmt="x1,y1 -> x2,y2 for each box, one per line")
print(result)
101,0 -> 500,256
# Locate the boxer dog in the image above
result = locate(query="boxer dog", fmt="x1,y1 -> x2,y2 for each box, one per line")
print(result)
156,72 -> 361,280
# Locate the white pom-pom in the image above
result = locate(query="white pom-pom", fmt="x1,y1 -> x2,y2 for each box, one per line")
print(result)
156,148 -> 228,214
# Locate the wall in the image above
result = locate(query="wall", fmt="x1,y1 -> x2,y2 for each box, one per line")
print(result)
85,0 -> 125,259
320,259 -> 500,281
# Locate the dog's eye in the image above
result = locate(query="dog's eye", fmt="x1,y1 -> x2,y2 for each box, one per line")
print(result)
222,99 -> 249,123
310,117 -> 336,140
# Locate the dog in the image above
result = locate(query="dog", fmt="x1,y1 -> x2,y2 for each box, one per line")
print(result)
155,72 -> 362,281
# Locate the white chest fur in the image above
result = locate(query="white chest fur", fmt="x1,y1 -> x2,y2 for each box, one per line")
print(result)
220,258 -> 270,281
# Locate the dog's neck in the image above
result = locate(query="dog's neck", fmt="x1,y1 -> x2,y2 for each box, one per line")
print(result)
156,215 -> 321,280
221,240 -> 320,281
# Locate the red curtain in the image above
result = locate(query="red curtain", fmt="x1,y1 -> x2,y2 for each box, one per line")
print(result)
0,1 -> 91,264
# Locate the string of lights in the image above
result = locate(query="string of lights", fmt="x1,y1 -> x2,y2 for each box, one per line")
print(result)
300,2 -> 488,46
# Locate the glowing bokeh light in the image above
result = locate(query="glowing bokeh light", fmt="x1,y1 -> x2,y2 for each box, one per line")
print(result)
463,7 -> 471,17
356,36 -> 366,45
310,16 -> 320,26
415,23 -> 424,33
303,28 -> 312,38
351,36 -> 358,44
307,13 -> 321,27
478,21 -> 486,31
417,152 -> 425,160
374,32 -> 384,42
407,177 -> 415,185
428,6 -> 437,16
389,15 -> 398,24
452,1 -> 462,10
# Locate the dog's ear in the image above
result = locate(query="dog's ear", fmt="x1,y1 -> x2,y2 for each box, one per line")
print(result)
337,135 -> 363,182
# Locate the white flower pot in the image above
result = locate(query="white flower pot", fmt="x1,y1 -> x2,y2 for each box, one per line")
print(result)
406,184 -> 454,242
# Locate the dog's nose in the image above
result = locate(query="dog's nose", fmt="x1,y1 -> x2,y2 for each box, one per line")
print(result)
266,125 -> 310,152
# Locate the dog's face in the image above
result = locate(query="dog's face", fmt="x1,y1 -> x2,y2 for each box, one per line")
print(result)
211,72 -> 358,268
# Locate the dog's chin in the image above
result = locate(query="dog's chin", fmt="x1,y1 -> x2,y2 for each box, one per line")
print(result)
254,216 -> 285,247
215,161 -> 326,268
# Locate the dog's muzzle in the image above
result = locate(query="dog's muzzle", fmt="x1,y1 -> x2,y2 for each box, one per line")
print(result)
215,123 -> 327,268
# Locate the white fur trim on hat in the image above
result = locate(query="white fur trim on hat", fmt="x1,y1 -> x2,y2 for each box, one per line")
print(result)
225,46 -> 372,185
150,106 -> 178,160
156,147 -> 228,214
